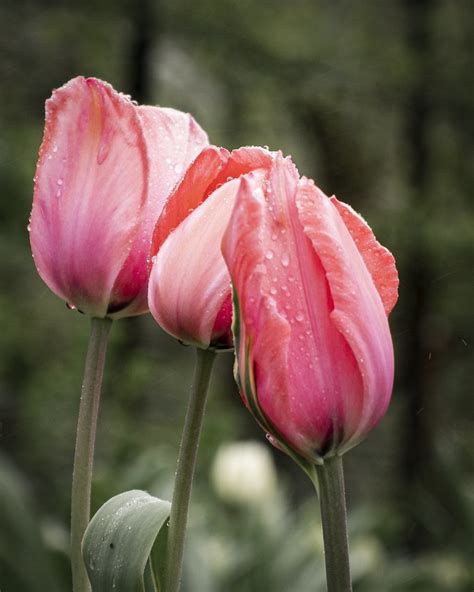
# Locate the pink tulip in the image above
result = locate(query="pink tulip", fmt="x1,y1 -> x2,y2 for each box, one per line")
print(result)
148,145 -> 274,349
222,153 -> 398,462
29,76 -> 208,318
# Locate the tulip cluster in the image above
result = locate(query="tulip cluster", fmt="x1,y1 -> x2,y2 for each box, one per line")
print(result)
30,76 -> 398,592
30,76 -> 398,463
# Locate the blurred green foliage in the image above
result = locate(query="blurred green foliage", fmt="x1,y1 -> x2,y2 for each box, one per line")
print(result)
0,0 -> 473,590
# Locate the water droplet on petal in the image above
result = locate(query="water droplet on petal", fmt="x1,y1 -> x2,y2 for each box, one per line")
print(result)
265,250 -> 274,260
281,253 -> 289,267
295,311 -> 304,322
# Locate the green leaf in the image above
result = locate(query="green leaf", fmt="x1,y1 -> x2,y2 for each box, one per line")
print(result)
83,490 -> 171,592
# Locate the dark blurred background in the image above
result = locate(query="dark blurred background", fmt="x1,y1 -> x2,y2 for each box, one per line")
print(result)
0,0 -> 473,590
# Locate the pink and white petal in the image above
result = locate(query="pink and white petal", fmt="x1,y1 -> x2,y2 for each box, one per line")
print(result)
331,197 -> 399,316
150,146 -> 229,258
149,178 -> 240,348
30,76 -> 148,316
138,106 -> 209,228
108,107 -> 210,317
296,180 -> 395,451
157,107 -> 209,173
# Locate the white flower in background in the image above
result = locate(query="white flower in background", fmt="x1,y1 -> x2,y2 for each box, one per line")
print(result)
211,440 -> 278,506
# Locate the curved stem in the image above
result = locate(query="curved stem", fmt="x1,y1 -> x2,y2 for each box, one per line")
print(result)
165,347 -> 217,592
316,455 -> 352,592
71,317 -> 112,592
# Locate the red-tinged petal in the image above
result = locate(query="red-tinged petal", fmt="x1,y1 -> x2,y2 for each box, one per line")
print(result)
30,77 -> 148,316
211,146 -> 275,189
296,180 -> 394,452
108,107 -> 209,317
150,146 -> 228,259
149,178 -> 240,348
222,176 -> 294,434
149,146 -> 273,262
223,167 -> 332,458
331,197 -> 399,316
211,293 -> 233,348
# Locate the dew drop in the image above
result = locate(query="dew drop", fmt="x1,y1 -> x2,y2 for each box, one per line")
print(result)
295,311 -> 304,322
66,303 -> 76,311
281,253 -> 289,267
174,163 -> 183,174
57,179 -> 63,185
270,286 -> 277,295
265,250 -> 274,260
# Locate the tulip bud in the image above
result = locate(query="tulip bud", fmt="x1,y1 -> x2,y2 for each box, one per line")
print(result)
148,146 -> 274,349
222,153 -> 398,463
29,76 -> 207,318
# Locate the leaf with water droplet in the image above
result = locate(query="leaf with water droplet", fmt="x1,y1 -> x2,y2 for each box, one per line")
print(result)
83,490 -> 170,592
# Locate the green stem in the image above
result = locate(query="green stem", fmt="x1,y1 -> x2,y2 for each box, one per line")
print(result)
71,317 -> 112,592
316,455 -> 352,592
165,347 -> 217,592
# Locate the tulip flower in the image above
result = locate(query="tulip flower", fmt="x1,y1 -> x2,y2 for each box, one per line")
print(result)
148,145 -> 274,349
222,152 -> 398,592
147,145 -> 275,592
222,152 -> 398,462
29,76 -> 208,592
30,76 -> 208,319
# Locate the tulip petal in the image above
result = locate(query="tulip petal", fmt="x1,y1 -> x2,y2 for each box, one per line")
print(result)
296,180 -> 395,451
150,146 -> 228,258
215,146 -> 275,184
149,179 -> 241,348
222,176 -> 293,432
223,164 -> 333,459
30,77 -> 148,316
109,106 -> 208,317
331,197 -> 399,316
